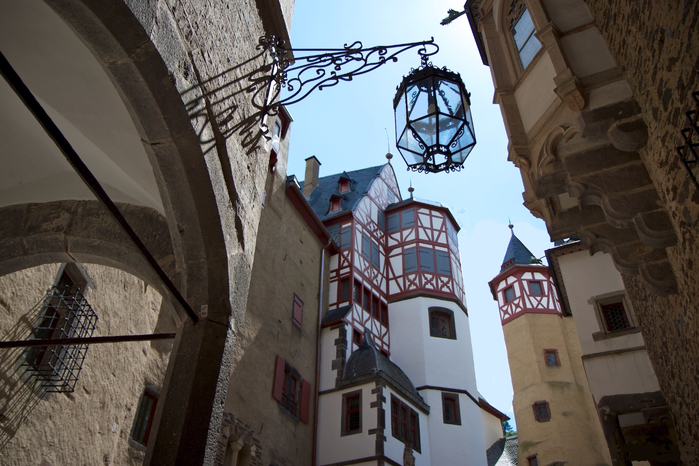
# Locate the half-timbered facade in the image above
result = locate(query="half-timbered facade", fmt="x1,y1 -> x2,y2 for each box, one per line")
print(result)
303,157 -> 501,465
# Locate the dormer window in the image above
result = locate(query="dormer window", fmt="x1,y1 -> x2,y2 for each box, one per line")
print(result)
338,177 -> 350,193
330,195 -> 342,212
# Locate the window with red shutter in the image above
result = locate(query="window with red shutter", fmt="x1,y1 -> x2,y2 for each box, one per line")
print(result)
292,294 -> 303,328
272,355 -> 309,422
300,380 -> 311,423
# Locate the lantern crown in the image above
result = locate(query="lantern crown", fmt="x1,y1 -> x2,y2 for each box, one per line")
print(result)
393,64 -> 476,173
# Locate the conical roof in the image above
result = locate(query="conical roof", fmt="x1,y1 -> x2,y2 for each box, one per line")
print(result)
501,225 -> 539,271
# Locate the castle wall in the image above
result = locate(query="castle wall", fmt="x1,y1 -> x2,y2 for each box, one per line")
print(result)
0,263 -> 170,465
580,1 -> 699,460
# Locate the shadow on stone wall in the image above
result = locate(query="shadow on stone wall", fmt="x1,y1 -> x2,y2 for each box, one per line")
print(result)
0,296 -> 49,450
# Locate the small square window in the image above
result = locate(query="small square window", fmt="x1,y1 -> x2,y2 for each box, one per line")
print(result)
544,349 -> 560,367
442,393 -> 461,425
533,401 -> 550,422
601,302 -> 630,332
353,329 -> 363,346
429,308 -> 456,340
528,281 -> 543,295
527,455 -> 539,466
504,286 -> 515,303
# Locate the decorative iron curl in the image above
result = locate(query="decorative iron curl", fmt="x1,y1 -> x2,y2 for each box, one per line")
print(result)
258,35 -> 439,108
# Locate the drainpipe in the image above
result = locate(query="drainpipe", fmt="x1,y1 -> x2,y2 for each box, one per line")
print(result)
312,239 -> 332,466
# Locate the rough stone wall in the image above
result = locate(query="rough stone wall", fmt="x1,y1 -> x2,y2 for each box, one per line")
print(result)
221,162 -> 326,465
583,0 -> 699,460
0,263 -> 171,466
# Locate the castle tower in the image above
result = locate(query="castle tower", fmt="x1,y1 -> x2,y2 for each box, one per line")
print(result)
488,226 -> 610,466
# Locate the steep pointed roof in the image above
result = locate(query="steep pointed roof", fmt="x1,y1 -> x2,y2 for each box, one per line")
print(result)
501,225 -> 539,271
300,165 -> 386,221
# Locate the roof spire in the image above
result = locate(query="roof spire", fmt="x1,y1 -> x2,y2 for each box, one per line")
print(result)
500,224 -> 539,271
408,180 -> 414,199
385,128 -> 393,164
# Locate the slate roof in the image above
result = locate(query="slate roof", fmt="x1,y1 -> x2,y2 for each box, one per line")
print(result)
321,305 -> 352,326
501,226 -> 539,271
300,165 -> 385,221
487,436 -> 519,466
340,330 -> 428,412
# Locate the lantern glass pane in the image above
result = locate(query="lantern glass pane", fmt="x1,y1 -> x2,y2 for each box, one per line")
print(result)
398,127 -> 426,164
436,80 -> 463,118
438,115 -> 463,147
395,92 -> 407,139
412,115 -> 437,148
407,78 -> 432,119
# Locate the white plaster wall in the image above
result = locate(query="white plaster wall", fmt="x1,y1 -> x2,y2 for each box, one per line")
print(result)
421,389 -> 488,466
542,0 -> 594,33
481,409 -> 504,450
583,351 -> 660,403
557,250 -> 645,355
514,54 -> 559,133
316,385 -> 376,465
319,327 -> 340,392
390,297 -> 478,394
0,0 -> 163,213
560,28 -> 618,79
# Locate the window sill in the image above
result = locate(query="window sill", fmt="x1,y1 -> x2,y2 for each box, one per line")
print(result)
592,327 -> 641,342
128,438 -> 147,452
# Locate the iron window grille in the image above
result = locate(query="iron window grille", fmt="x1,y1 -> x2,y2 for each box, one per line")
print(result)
676,72 -> 699,190
21,286 -> 98,393
601,302 -> 630,332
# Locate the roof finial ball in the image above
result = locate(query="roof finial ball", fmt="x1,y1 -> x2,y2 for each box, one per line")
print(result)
408,185 -> 414,199
386,152 -> 393,162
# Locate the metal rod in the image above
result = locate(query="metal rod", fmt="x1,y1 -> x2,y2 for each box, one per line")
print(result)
0,50 -> 198,324
0,333 -> 177,349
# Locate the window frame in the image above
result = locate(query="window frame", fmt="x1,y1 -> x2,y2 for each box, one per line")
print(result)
506,0 -> 543,71
435,250 -> 451,276
391,395 -> 421,452
330,196 -> 342,212
590,293 -> 638,340
273,355 -> 311,422
442,392 -> 461,425
429,307 -> 457,340
528,280 -> 543,296
339,278 -> 350,302
130,387 -> 159,448
340,226 -> 352,250
419,247 -> 435,273
527,455 -> 539,466
339,178 -> 350,193
403,247 -> 417,273
341,390 -> 362,436
503,285 -> 515,303
533,401 -> 551,422
543,349 -> 560,367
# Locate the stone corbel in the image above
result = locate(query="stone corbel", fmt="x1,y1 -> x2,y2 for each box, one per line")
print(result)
537,125 -> 578,176
607,115 -> 648,152
554,69 -> 586,112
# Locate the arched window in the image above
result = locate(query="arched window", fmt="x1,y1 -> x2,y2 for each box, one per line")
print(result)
429,307 -> 457,340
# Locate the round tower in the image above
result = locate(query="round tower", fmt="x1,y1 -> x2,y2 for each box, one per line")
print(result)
488,226 -> 610,466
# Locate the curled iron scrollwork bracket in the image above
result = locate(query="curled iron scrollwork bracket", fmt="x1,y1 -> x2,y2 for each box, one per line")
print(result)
258,35 -> 439,113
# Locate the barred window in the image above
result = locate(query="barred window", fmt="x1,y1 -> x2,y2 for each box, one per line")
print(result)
442,392 -> 461,425
429,307 -> 456,340
601,302 -> 630,332
533,401 -> 550,422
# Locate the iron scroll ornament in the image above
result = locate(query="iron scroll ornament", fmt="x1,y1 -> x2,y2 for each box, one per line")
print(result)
258,35 -> 439,108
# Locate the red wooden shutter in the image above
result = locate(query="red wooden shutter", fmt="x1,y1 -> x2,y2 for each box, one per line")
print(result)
299,379 -> 311,423
273,355 -> 285,402
293,295 -> 303,327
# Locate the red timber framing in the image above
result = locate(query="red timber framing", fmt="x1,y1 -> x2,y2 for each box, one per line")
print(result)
385,201 -> 465,305
488,265 -> 562,325
324,166 -> 400,356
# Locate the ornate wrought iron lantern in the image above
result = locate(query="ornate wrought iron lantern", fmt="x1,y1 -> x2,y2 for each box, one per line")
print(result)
393,62 -> 475,173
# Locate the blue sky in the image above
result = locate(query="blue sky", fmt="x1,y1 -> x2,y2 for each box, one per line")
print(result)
283,0 -> 554,426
